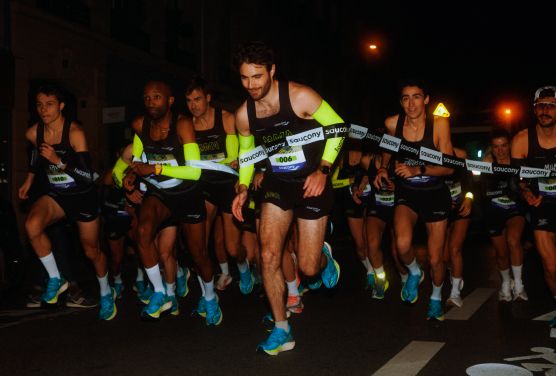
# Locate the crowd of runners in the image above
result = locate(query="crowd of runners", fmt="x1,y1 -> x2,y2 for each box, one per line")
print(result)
17,41 -> 556,355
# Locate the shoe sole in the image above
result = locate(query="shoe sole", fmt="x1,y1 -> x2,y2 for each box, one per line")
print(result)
101,304 -> 117,321
446,298 -> 463,308
260,341 -> 296,356
44,280 -> 69,305
66,302 -> 98,308
206,309 -> 223,326
143,300 -> 172,319
372,281 -> 389,300
427,314 -> 445,321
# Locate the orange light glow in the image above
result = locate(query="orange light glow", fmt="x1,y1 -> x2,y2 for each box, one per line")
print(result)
504,108 -> 512,115
369,44 -> 377,50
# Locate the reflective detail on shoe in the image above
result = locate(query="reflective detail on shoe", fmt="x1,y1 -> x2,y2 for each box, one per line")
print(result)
511,280 -> 528,301
401,269 -> 423,303
176,268 -> 190,298
372,277 -> 389,300
66,291 -> 98,308
446,294 -> 463,308
42,277 -> 69,304
114,282 -> 124,299
321,241 -> 340,289
215,273 -> 233,291
426,299 -> 445,321
239,270 -> 255,295
257,327 -> 295,356
298,282 -> 309,296
366,273 -> 376,291
99,288 -> 117,321
141,292 -> 171,319
169,295 -> 179,316
286,295 -> 304,314
205,297 -> 223,326
193,297 -> 207,318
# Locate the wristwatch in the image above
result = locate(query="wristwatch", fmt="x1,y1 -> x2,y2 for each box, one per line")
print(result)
319,165 -> 331,175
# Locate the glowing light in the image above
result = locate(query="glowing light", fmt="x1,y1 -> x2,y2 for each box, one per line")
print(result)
369,44 -> 377,50
472,171 -> 481,176
477,150 -> 482,158
504,108 -> 512,115
433,103 -> 450,118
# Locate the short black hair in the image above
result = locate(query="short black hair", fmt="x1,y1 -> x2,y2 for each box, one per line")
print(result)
398,78 -> 429,98
144,77 -> 173,96
233,41 -> 274,71
185,76 -> 210,96
490,127 -> 510,142
36,84 -> 66,103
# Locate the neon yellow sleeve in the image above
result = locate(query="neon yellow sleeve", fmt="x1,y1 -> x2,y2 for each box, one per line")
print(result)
312,100 -> 345,164
331,165 -> 350,189
160,143 -> 202,181
111,157 -> 129,188
132,134 -> 144,161
238,134 -> 255,187
221,134 -> 239,165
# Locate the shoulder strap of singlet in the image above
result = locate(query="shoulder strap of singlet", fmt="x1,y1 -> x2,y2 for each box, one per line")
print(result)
394,113 -> 405,138
278,80 -> 296,118
527,124 -> 537,156
36,120 -> 45,146
246,98 -> 256,131
214,107 -> 223,129
424,116 -> 434,140
61,118 -> 72,147
141,114 -> 151,139
168,112 -> 178,139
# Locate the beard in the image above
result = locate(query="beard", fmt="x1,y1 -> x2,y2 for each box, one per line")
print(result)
249,79 -> 272,101
538,115 -> 555,128
147,106 -> 168,120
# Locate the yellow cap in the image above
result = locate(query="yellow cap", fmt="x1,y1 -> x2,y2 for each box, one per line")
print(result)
433,103 -> 450,118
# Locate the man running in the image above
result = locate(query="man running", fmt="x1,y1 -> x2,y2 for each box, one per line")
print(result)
511,85 -> 556,327
185,77 -> 254,294
374,79 -> 454,320
18,84 -> 116,320
231,41 -> 344,355
125,79 -> 221,324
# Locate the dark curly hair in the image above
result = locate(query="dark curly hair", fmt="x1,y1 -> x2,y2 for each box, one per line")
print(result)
233,41 -> 274,72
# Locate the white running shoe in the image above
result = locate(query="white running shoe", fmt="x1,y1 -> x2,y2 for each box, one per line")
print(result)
215,273 -> 233,291
511,280 -> 528,301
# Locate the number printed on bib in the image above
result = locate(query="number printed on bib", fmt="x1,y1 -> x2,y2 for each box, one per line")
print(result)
270,146 -> 306,172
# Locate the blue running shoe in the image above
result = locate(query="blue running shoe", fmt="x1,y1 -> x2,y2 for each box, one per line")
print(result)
205,297 -> 222,326
366,273 -> 376,291
426,299 -> 444,321
141,291 -> 171,319
550,315 -> 556,328
114,282 -> 124,299
239,270 -> 255,295
42,277 -> 68,304
257,326 -> 295,356
99,288 -> 117,321
373,277 -> 389,300
169,295 -> 179,316
401,268 -> 423,303
176,268 -> 190,298
262,311 -> 292,332
134,281 -> 153,305
298,282 -> 310,295
321,242 -> 340,288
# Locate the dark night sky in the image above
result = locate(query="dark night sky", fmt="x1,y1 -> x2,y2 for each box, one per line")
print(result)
238,1 -> 554,128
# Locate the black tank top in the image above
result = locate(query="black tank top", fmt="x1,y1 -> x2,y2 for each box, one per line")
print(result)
445,168 -> 465,204
37,119 -> 92,194
247,80 -> 324,180
526,125 -> 556,202
394,113 -> 441,188
138,112 -> 195,192
481,155 -> 518,208
196,108 -> 235,182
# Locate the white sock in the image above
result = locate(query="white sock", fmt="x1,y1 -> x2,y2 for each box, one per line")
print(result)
136,267 -> 144,282
145,264 -> 165,293
286,279 -> 299,297
166,282 -> 175,297
361,258 -> 373,274
511,265 -> 523,288
97,273 -> 111,296
237,260 -> 249,273
176,265 -> 184,278
400,273 -> 408,283
451,277 -> 462,296
197,275 -> 205,297
219,262 -> 230,275
275,320 -> 289,332
500,268 -> 511,287
374,266 -> 386,279
406,259 -> 421,276
114,274 -> 123,284
203,278 -> 216,301
431,283 -> 443,301
40,253 -> 60,279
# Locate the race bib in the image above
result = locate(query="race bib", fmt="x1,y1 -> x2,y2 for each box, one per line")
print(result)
538,178 -> 556,197
375,191 -> 395,207
349,184 -> 372,197
270,146 -> 306,172
491,195 -> 517,209
201,152 -> 225,162
145,153 -> 179,167
448,181 -> 462,202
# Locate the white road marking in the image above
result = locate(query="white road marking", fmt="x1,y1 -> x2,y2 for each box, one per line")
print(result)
533,310 -> 556,321
371,341 -> 444,376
